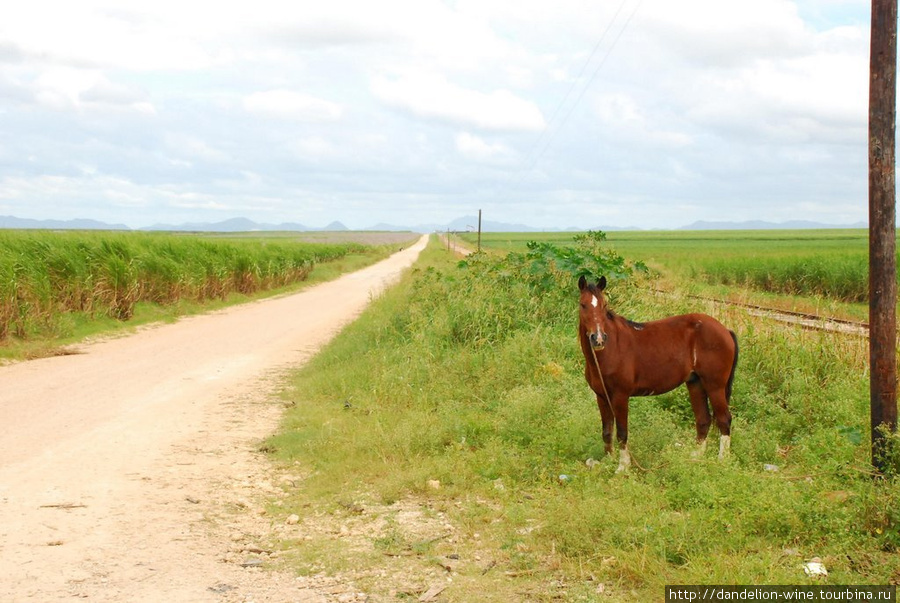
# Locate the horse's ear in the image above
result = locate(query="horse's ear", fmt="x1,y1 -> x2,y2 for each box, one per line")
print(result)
597,276 -> 607,291
578,275 -> 587,291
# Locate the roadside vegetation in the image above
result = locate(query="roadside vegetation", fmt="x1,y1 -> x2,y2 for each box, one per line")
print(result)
465,230 -> 874,323
265,233 -> 899,601
0,229 -> 415,360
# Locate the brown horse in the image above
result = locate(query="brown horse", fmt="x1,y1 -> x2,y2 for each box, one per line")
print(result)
578,276 -> 738,472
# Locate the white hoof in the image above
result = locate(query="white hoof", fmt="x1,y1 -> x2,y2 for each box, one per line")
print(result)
615,447 -> 631,474
718,435 -> 731,460
692,439 -> 708,459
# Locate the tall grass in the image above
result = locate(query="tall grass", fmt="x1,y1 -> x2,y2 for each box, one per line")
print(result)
695,252 -> 868,302
267,236 -> 899,600
0,230 -> 364,341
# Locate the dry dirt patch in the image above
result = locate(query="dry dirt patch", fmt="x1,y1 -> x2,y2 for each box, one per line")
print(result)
0,236 -> 426,602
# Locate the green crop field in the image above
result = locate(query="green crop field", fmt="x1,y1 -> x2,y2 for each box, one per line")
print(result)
0,229 -> 415,358
264,234 -> 900,601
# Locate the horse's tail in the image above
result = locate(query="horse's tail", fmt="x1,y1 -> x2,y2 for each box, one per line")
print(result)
725,330 -> 739,402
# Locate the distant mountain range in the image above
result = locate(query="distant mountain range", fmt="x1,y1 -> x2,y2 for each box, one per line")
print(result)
679,219 -> 867,230
376,215 -> 601,233
0,215 -> 350,232
0,215 -> 133,231
0,214 -> 869,233
138,217 -> 350,232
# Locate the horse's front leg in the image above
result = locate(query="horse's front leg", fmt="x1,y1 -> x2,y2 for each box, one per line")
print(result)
612,393 -> 630,474
595,393 -> 615,456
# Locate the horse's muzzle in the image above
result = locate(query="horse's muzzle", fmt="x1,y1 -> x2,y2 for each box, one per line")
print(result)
589,331 -> 607,351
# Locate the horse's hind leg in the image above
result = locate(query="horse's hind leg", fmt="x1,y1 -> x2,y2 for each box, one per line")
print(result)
708,388 -> 733,459
686,378 -> 712,456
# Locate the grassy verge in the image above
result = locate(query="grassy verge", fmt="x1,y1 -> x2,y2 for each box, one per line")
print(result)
263,235 -> 900,601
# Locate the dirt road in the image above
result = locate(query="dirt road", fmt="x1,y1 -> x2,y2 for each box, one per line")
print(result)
0,235 -> 428,602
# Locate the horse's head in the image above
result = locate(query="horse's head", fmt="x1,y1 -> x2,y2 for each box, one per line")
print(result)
578,275 -> 609,351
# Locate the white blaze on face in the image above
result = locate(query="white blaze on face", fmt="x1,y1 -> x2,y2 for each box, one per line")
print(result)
591,295 -> 598,308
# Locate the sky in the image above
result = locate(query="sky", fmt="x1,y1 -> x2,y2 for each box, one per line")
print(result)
0,0 -> 874,230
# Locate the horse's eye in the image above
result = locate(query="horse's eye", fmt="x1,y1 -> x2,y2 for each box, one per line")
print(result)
580,303 -> 586,309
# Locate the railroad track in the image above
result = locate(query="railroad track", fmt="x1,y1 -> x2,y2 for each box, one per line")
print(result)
655,289 -> 870,337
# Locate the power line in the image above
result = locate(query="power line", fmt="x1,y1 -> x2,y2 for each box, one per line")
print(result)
523,0 -> 631,168
524,0 -> 644,172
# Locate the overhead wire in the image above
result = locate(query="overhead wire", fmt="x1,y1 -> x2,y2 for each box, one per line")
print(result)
523,0 -> 644,172
523,0 -> 631,168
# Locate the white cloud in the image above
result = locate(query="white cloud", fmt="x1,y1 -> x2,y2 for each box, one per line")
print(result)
164,191 -> 229,211
371,73 -> 544,132
0,173 -> 151,213
0,0 -> 875,229
288,137 -> 340,161
79,77 -> 155,114
1,2 -> 214,70
33,68 -> 100,110
164,134 -> 230,164
243,90 -> 343,122
593,93 -> 692,148
681,46 -> 866,145
615,0 -> 868,149
455,132 -> 514,162
639,0 -> 810,67
10,68 -> 156,114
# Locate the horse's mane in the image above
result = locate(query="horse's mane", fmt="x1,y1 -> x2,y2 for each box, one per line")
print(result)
608,309 -> 645,331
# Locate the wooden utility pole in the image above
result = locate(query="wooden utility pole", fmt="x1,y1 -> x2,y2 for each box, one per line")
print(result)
477,209 -> 482,253
869,0 -> 898,472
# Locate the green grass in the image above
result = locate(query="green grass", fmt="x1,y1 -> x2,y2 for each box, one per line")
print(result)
264,235 -> 900,601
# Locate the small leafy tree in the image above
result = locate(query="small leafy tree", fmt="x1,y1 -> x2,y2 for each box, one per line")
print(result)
461,230 -> 648,296
525,230 -> 646,287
